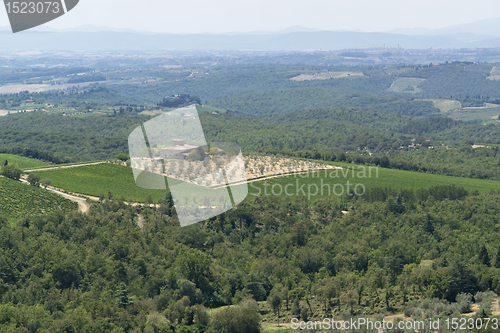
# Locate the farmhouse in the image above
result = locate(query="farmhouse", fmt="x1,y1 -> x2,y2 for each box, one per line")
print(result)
160,139 -> 199,159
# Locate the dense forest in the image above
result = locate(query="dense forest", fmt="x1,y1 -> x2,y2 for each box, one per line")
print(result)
0,184 -> 500,331
208,88 -> 440,116
0,113 -> 148,162
397,62 -> 500,99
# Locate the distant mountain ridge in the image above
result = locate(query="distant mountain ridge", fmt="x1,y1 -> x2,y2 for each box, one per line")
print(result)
387,17 -> 500,37
1,18 -> 500,51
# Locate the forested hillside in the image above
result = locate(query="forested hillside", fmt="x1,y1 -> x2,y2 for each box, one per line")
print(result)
3,106 -> 500,167
208,88 -> 440,116
0,187 -> 499,331
0,113 -> 148,162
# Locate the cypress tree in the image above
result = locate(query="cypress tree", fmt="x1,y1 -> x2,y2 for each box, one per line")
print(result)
479,245 -> 491,267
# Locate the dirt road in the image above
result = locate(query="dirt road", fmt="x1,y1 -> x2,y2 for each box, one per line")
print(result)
24,161 -> 107,173
18,178 -> 91,213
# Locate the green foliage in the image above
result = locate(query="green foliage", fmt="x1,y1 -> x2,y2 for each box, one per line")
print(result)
159,94 -> 201,107
387,193 -> 406,214
115,283 -> 134,309
27,173 -> 41,186
479,245 -> 491,267
398,62 -> 500,100
267,294 -> 282,326
5,59 -> 500,332
176,248 -> 213,301
208,305 -> 261,333
387,146 -> 500,180
0,163 -> 22,180
0,184 -> 499,330
209,87 -> 439,116
40,178 -> 52,188
67,74 -> 106,84
186,146 -> 207,161
0,112 -> 148,162
115,153 -> 129,162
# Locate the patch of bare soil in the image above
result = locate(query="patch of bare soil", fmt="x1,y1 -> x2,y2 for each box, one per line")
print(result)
290,71 -> 364,81
490,299 -> 500,316
0,82 -> 108,94
137,214 -> 144,229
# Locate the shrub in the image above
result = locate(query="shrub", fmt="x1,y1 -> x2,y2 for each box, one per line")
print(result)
208,305 -> 260,333
1,164 -> 22,180
40,179 -> 52,188
27,173 -> 41,186
459,301 -> 472,314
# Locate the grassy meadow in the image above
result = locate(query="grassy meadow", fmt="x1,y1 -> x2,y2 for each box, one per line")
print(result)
0,153 -> 52,170
422,98 -> 461,112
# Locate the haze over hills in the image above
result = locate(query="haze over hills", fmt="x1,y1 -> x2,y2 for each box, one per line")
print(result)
1,18 -> 500,51
388,17 -> 500,37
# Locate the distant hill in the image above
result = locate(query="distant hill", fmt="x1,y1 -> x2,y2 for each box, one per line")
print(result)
388,17 -> 500,37
1,29 -> 500,51
2,18 -> 500,51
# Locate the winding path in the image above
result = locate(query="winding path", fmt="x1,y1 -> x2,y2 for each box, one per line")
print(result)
18,178 -> 91,213
24,161 -> 107,173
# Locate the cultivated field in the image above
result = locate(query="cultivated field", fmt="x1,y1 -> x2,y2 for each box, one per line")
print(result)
248,161 -> 500,200
131,155 -> 337,188
289,71 -> 364,81
388,77 -> 426,93
446,105 -> 500,124
32,156 -> 500,204
423,98 -> 461,112
0,82 -> 103,94
0,177 -> 77,224
0,154 -> 52,170
487,66 -> 500,80
35,163 -> 167,203
0,109 -> 38,117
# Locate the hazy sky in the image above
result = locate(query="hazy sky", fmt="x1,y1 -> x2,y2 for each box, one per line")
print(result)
1,0 -> 500,33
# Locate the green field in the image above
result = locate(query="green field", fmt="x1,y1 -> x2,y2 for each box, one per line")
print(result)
388,77 -> 426,93
34,160 -> 500,205
9,103 -> 45,110
0,154 -> 52,170
35,163 -> 168,203
446,105 -> 500,124
0,177 -> 77,224
422,98 -> 461,112
248,161 -> 500,200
